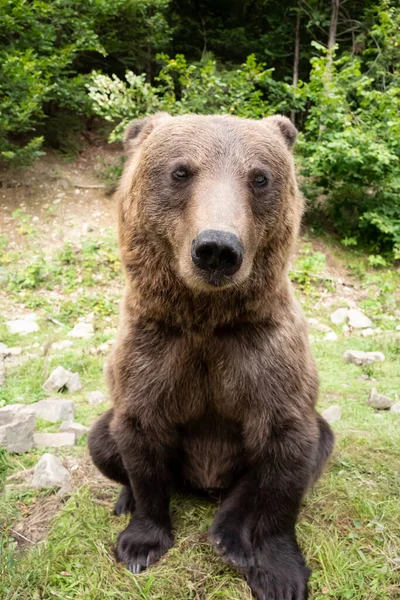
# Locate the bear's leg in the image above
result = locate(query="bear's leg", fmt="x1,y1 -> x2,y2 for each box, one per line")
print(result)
88,409 -> 135,515
209,415 -> 331,600
309,413 -> 335,488
112,412 -> 176,574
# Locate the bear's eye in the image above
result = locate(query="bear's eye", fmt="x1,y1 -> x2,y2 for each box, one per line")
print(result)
253,173 -> 269,187
173,167 -> 190,180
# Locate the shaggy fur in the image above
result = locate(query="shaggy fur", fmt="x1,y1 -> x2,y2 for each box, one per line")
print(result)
88,113 -> 334,600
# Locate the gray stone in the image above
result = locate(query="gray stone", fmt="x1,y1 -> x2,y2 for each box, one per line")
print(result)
6,314 -> 39,335
87,390 -> 107,406
32,398 -> 75,423
66,372 -> 82,393
366,388 -> 393,410
348,309 -> 372,329
330,308 -> 349,325
0,404 -> 36,453
342,350 -> 385,366
60,421 -> 88,439
31,453 -> 70,488
324,331 -> 338,341
34,432 -> 75,448
67,322 -> 94,339
8,347 -> 22,356
308,318 -> 332,333
390,402 -> 400,414
43,366 -> 71,392
51,340 -> 73,351
321,405 -> 342,424
0,343 -> 8,355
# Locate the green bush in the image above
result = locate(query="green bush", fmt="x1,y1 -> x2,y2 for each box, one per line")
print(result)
298,36 -> 400,259
88,53 -> 295,141
0,0 -> 171,164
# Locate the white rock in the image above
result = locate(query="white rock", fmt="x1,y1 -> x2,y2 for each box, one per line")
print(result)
51,340 -> 73,351
6,316 -> 39,335
0,404 -> 36,453
67,322 -> 94,339
87,391 -> 107,406
367,388 -> 393,410
342,350 -> 385,366
43,366 -> 71,392
66,372 -> 82,393
34,432 -> 75,448
308,318 -> 332,333
321,405 -> 342,423
43,366 -> 81,393
390,402 -> 400,414
360,328 -> 375,337
0,343 -> 8,355
330,308 -> 349,325
60,421 -> 88,439
324,331 -> 338,341
32,398 -> 75,423
31,453 -> 70,488
8,347 -> 22,356
348,309 -> 372,329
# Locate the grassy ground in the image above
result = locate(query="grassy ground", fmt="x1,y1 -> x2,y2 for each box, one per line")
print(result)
0,173 -> 399,599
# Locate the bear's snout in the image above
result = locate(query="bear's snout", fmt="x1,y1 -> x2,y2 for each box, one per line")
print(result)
191,229 -> 243,279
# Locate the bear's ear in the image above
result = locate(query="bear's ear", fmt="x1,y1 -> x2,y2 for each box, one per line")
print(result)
263,115 -> 298,151
124,112 -> 171,153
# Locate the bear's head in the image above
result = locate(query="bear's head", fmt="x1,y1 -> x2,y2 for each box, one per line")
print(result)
117,113 -> 302,299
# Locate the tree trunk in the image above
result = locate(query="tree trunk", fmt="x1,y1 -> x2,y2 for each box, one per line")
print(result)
291,11 -> 301,125
327,0 -> 340,77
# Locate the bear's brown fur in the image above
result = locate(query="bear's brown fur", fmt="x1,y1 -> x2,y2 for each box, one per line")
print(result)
88,113 -> 334,600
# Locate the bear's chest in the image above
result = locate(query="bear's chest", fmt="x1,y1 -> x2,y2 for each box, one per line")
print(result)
131,326 -> 267,425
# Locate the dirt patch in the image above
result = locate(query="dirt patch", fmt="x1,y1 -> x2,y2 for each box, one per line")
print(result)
10,494 -> 62,547
0,142 -> 122,252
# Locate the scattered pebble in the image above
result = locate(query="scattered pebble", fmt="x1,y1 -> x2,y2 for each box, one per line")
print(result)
321,405 -> 342,424
391,402 -> 400,414
59,421 -> 88,439
6,314 -> 39,335
343,350 -> 385,366
67,322 -> 94,339
32,398 -> 75,423
87,391 -> 107,406
324,331 -> 338,341
0,404 -> 36,453
51,340 -> 73,351
31,453 -> 71,488
348,309 -> 372,329
34,432 -> 75,448
43,366 -> 82,394
330,308 -> 349,325
366,388 -> 393,410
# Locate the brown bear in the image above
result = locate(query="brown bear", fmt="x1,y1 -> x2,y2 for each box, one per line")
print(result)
88,112 -> 334,600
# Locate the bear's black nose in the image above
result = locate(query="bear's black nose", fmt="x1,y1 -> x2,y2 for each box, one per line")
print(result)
191,229 -> 243,275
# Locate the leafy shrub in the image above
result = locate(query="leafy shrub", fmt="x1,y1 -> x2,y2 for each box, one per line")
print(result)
0,0 -> 171,164
298,42 -> 400,259
88,53 -> 294,141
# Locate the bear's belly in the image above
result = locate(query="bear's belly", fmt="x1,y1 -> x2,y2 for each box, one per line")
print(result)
178,413 -> 246,491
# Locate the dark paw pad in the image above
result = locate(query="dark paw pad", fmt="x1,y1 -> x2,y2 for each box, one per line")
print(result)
209,521 -> 252,569
114,486 -> 135,516
115,517 -> 173,574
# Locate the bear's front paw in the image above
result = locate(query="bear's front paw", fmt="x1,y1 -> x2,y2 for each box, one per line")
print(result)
209,518 -> 252,569
115,516 -> 173,574
245,536 -> 310,600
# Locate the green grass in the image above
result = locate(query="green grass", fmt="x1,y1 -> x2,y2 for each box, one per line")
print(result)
1,232 -> 400,599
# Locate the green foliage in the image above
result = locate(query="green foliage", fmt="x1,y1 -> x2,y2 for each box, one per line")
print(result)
88,54 -> 295,140
298,35 -> 400,259
0,0 -> 171,164
290,243 -> 327,292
